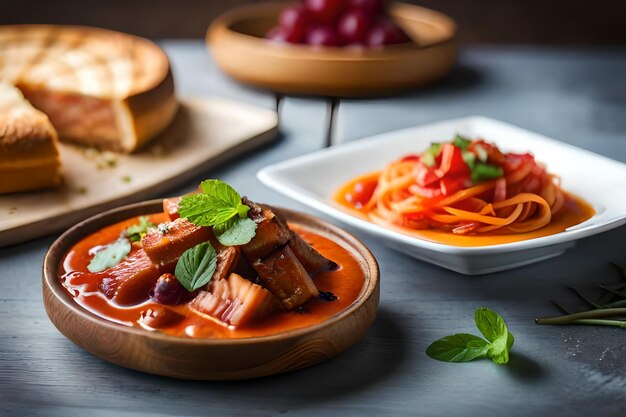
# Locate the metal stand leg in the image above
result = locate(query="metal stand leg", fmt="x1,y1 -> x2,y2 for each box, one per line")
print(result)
324,97 -> 340,148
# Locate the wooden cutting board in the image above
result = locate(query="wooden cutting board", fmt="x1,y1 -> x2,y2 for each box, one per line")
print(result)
0,96 -> 278,247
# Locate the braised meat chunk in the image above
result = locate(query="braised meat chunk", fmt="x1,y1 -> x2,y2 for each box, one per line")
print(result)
190,273 -> 281,326
250,245 -> 319,310
240,199 -> 292,260
98,250 -> 165,306
142,218 -> 212,268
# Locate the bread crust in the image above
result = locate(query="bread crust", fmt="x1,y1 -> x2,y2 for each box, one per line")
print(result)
0,25 -> 177,153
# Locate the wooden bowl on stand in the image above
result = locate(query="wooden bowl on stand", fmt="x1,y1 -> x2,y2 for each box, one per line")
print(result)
206,1 -> 457,98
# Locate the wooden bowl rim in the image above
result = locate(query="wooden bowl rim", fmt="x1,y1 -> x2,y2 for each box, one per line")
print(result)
43,199 -> 379,346
206,1 -> 457,61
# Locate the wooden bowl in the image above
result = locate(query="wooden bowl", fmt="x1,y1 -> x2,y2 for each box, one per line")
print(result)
206,1 -> 457,97
42,200 -> 379,380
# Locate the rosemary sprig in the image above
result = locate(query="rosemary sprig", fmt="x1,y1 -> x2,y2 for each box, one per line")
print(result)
536,262 -> 626,328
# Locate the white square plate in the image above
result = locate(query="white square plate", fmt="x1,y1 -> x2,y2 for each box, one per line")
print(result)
258,117 -> 626,275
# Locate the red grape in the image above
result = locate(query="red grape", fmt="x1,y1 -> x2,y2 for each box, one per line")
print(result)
305,0 -> 348,23
279,4 -> 311,42
151,273 -> 185,305
338,9 -> 373,44
366,18 -> 411,46
350,0 -> 385,15
266,24 -> 305,44
280,5 -> 308,28
306,25 -> 341,46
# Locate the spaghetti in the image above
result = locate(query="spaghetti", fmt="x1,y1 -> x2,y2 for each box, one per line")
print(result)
335,135 -> 573,235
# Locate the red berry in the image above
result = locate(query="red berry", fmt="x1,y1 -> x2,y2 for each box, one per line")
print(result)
151,273 -> 185,305
305,0 -> 348,23
338,9 -> 373,44
350,0 -> 385,15
366,19 -> 411,46
306,25 -> 341,46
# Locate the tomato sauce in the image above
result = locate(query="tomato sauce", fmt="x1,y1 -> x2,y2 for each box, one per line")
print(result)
60,214 -> 366,338
334,172 -> 596,247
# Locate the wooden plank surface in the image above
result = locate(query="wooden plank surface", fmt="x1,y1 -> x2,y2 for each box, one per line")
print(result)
0,41 -> 625,417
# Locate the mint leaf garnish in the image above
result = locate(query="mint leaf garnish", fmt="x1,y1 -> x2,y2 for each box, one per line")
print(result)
125,216 -> 155,242
426,333 -> 490,362
426,307 -> 514,365
215,217 -> 257,246
87,238 -> 131,272
174,242 -> 217,292
177,179 -> 257,245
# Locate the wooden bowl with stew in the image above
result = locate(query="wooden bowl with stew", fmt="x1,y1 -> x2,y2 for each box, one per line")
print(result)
42,199 -> 379,380
207,2 -> 457,97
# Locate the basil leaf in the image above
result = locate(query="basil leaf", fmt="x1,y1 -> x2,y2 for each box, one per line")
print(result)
125,216 -> 155,242
471,163 -> 503,182
426,333 -> 490,362
453,134 -> 471,150
174,242 -> 217,292
87,238 -> 131,272
215,217 -> 257,246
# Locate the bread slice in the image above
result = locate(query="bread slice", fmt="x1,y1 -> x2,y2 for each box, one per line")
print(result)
0,25 -> 178,153
0,82 -> 61,193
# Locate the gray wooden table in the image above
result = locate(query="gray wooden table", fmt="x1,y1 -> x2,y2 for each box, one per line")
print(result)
1,41 -> 625,417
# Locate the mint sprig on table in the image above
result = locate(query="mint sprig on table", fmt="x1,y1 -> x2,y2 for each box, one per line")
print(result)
175,242 -> 217,292
426,307 -> 515,365
178,179 -> 257,246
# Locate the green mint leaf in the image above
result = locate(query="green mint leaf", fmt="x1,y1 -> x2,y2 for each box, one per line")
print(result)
200,179 -> 242,208
125,216 -> 155,242
174,242 -> 217,292
215,217 -> 257,246
87,238 -> 131,272
237,203 -> 250,219
213,217 -> 236,235
474,306 -> 508,342
475,307 -> 514,365
453,134 -> 471,150
471,163 -> 503,183
178,193 -> 239,226
426,333 -> 490,363
178,180 -> 250,229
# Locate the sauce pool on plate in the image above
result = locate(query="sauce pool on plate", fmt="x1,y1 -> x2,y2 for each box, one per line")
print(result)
334,171 -> 595,247
59,213 -> 365,338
